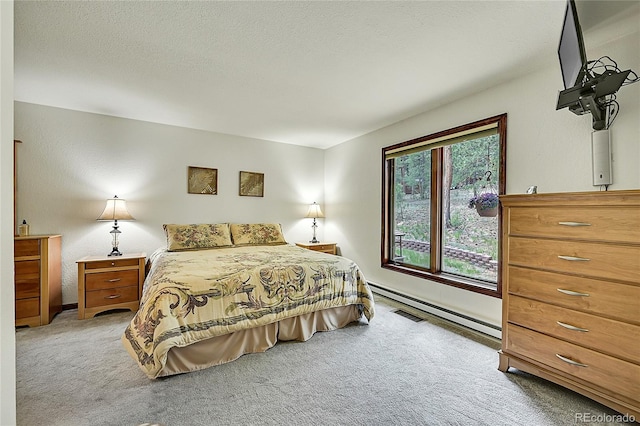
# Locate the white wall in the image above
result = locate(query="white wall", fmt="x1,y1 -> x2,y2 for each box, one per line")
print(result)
324,17 -> 639,329
1,2 -> 16,424
14,103 -> 325,305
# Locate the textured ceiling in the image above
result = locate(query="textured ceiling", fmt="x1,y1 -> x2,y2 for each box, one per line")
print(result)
13,1 -> 638,149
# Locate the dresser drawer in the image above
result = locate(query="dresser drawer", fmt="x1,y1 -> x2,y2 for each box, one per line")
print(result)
85,285 -> 138,308
85,270 -> 139,291
508,237 -> 640,283
14,239 -> 40,257
15,297 -> 40,319
15,281 -> 40,300
508,266 -> 640,324
85,258 -> 140,270
507,206 -> 640,243
15,260 -> 40,299
505,324 -> 640,403
508,295 -> 640,364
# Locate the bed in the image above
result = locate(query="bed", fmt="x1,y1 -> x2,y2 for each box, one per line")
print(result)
121,223 -> 375,379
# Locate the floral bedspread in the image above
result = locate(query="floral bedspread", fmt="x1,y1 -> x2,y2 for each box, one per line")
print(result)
122,244 -> 375,378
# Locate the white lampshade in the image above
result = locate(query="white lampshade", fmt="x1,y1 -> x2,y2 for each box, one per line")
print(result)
97,196 -> 135,221
305,202 -> 325,219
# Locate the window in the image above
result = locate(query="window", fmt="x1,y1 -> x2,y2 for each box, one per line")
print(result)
382,114 -> 506,297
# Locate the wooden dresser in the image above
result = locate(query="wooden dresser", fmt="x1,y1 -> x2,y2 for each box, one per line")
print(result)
498,190 -> 640,418
14,235 -> 62,327
77,253 -> 146,319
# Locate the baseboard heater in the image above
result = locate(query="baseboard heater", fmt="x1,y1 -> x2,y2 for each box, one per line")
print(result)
368,282 -> 502,339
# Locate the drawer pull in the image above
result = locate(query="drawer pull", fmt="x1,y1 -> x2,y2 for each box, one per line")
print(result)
555,353 -> 588,368
557,255 -> 590,262
104,294 -> 122,300
556,321 -> 589,332
558,221 -> 591,227
106,278 -> 122,283
557,288 -> 590,297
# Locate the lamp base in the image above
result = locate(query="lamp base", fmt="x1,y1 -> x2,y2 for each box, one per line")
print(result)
108,247 -> 123,256
309,218 -> 320,244
108,221 -> 123,256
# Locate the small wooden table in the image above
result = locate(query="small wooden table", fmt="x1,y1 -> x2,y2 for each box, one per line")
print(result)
76,253 -> 146,319
295,242 -> 337,255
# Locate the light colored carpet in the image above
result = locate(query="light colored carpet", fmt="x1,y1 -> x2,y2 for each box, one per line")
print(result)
15,295 -> 626,426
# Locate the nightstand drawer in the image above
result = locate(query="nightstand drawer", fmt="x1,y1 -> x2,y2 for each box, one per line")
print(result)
85,258 -> 140,269
86,270 -> 139,291
296,242 -> 337,255
85,286 -> 138,308
314,244 -> 336,253
14,239 -> 40,257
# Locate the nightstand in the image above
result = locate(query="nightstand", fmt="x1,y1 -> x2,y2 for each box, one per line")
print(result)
295,242 -> 337,255
76,253 -> 146,319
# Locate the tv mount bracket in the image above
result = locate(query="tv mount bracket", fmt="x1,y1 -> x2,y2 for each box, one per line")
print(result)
556,69 -> 631,130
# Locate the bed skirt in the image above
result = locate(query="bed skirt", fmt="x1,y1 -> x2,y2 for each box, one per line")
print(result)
158,304 -> 362,377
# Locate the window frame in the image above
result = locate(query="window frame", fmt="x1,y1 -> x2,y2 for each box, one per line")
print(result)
381,114 -> 507,298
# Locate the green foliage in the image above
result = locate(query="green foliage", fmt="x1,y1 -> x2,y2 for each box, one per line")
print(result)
390,131 -> 501,284
394,150 -> 431,199
451,134 -> 499,192
448,211 -> 464,229
399,249 -> 496,282
442,258 -> 494,282
401,249 -> 430,268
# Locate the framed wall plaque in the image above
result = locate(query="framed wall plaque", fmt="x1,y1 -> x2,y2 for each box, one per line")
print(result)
239,171 -> 264,197
188,166 -> 218,195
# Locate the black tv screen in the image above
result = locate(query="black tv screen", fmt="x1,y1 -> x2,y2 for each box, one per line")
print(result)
558,0 -> 587,89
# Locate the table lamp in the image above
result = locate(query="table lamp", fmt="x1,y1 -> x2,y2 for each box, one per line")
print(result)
305,202 -> 324,243
97,195 -> 135,256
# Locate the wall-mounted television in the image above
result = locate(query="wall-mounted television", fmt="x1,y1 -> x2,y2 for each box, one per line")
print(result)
558,0 -> 587,90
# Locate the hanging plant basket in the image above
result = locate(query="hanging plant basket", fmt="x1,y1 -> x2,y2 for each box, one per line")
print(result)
476,205 -> 498,217
468,192 -> 499,218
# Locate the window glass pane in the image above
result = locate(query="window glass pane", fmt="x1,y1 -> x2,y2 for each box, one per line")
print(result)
382,114 -> 505,297
441,134 -> 499,283
392,150 -> 431,268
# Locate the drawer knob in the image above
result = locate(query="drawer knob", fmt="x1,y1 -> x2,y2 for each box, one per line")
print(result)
106,278 -> 122,283
104,294 -> 122,300
557,288 -> 590,297
555,353 -> 588,368
558,255 -> 590,262
111,262 -> 115,266
556,321 -> 589,332
558,221 -> 591,227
